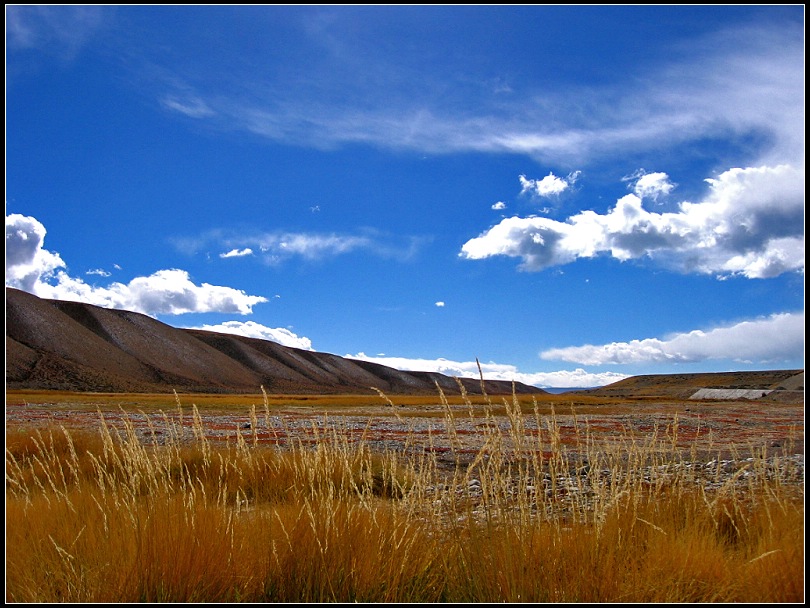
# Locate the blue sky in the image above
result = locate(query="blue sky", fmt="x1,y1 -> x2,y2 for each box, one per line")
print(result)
5,5 -> 804,388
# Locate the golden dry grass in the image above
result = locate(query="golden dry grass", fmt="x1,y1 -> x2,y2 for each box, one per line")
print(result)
6,387 -> 804,603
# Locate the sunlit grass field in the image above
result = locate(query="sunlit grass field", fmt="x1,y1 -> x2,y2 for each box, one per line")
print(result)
6,386 -> 804,602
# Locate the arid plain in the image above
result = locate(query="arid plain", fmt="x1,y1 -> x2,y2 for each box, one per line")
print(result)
6,377 -> 804,472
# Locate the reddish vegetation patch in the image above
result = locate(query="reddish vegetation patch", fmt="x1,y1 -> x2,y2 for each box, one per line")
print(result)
5,396 -> 804,465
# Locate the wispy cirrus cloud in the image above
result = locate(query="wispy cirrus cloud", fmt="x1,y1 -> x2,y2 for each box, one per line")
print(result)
152,18 -> 802,171
541,312 -> 805,366
258,233 -> 374,260
11,10 -> 801,170
160,94 -> 216,118
5,214 -> 267,316
176,228 -> 426,264
460,164 -> 804,279
6,5 -> 105,60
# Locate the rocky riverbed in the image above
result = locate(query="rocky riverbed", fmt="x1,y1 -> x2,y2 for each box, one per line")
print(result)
7,396 -> 803,489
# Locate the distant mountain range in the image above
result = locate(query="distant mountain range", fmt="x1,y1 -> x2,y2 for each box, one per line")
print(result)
5,288 -> 546,395
5,288 -> 803,401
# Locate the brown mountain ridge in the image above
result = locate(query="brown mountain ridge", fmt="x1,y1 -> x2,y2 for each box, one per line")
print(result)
5,288 -> 803,401
568,369 -> 804,403
5,288 -> 545,396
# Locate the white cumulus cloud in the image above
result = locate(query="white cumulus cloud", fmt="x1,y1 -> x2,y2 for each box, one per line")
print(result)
220,247 -> 254,258
491,201 -> 507,210
38,269 -> 267,316
345,353 -> 627,389
461,164 -> 804,279
519,171 -> 580,198
626,170 -> 675,201
85,268 -> 111,277
540,312 -> 804,366
5,214 -> 268,316
187,320 -> 313,350
5,213 -> 66,292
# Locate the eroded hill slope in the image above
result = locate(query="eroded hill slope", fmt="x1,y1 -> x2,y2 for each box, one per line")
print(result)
5,288 -> 543,395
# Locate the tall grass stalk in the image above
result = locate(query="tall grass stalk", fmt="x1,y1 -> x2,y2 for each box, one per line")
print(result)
6,387 -> 803,603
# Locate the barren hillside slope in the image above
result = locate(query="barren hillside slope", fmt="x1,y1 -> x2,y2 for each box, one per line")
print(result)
575,369 -> 804,402
5,288 -> 802,401
5,288 -> 543,395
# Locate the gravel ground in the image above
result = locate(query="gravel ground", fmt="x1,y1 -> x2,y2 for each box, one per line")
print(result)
7,397 -> 804,524
7,398 -> 803,471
